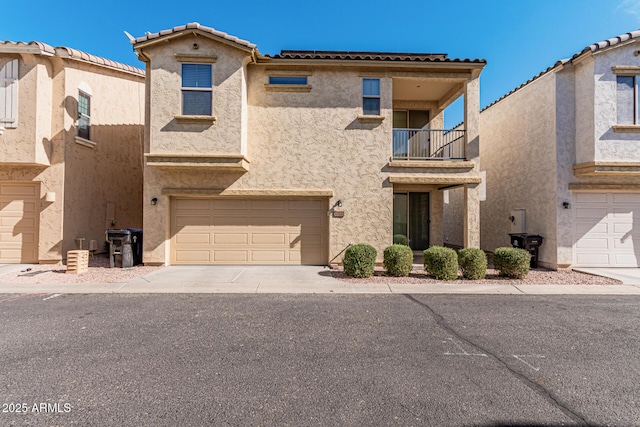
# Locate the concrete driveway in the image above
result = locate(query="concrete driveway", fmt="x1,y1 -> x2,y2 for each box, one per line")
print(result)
573,267 -> 640,285
126,265 -> 347,293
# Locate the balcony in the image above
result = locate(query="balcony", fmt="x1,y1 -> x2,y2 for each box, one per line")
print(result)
392,128 -> 465,161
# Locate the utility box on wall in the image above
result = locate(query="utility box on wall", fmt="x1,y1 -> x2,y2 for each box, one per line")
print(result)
509,209 -> 526,234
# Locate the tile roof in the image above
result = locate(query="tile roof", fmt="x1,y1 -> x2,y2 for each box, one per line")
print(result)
0,40 -> 144,76
267,50 -> 485,63
483,29 -> 640,112
132,22 -> 256,50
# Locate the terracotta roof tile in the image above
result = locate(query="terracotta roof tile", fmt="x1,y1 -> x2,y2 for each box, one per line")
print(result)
132,22 -> 257,50
267,50 -> 485,63
0,40 -> 144,76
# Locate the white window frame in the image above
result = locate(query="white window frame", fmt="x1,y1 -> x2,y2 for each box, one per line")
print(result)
181,63 -> 213,116
77,90 -> 91,141
362,78 -> 381,116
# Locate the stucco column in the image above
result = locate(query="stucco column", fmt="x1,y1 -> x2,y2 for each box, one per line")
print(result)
430,190 -> 444,246
463,184 -> 480,248
463,74 -> 480,248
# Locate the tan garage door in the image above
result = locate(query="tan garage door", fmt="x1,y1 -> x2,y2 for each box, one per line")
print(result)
171,198 -> 328,265
573,192 -> 640,267
0,183 -> 39,263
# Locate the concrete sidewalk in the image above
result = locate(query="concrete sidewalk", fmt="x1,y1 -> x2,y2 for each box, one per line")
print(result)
1,264 -> 640,295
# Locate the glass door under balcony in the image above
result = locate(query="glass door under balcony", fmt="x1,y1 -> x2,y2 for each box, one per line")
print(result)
393,110 -> 430,159
393,192 -> 430,250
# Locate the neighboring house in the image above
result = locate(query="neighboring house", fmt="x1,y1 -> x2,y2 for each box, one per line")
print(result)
132,23 -> 485,266
0,41 -> 145,263
446,30 -> 640,269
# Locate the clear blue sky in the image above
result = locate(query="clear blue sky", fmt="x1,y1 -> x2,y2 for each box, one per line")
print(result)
1,0 -> 638,126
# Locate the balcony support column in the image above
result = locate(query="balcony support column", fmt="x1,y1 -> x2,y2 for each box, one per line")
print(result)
463,183 -> 480,248
464,74 -> 480,163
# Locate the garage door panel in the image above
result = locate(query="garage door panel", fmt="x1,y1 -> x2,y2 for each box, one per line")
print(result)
613,223 -> 633,234
575,222 -> 608,234
0,184 -> 37,196
175,250 -> 211,263
214,250 -> 248,262
171,197 -> 327,265
175,233 -> 211,245
612,209 -> 633,218
213,233 -> 248,245
575,193 -> 607,203
616,253 -> 640,264
575,207 -> 608,219
251,233 -> 286,245
576,252 -> 610,265
175,215 -> 209,227
0,183 -> 40,264
613,193 -> 640,204
175,199 -> 211,210
575,237 -> 609,249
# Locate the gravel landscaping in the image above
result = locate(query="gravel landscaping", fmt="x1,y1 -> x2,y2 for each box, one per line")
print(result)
331,265 -> 622,285
0,254 -> 162,284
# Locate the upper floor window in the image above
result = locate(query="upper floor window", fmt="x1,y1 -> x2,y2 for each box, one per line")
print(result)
617,75 -> 637,124
268,76 -> 308,85
362,78 -> 380,115
182,63 -> 212,116
77,91 -> 91,140
0,59 -> 19,129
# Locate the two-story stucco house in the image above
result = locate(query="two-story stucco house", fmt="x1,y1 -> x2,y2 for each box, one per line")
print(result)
465,30 -> 640,269
0,41 -> 144,263
132,23 -> 485,266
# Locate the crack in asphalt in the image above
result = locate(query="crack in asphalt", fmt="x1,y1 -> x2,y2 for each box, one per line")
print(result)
404,294 -> 593,427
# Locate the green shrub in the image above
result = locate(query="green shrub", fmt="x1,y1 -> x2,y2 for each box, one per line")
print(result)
458,248 -> 487,280
383,244 -> 414,277
343,244 -> 377,278
393,234 -> 409,246
493,247 -> 531,279
423,246 -> 459,281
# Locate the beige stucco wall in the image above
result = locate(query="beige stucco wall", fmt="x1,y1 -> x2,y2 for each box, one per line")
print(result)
0,50 -> 144,263
144,36 -> 247,155
61,63 -> 144,256
574,57 -> 596,164
479,71 -> 559,267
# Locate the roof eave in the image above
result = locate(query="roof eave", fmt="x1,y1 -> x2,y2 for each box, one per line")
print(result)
254,57 -> 486,70
133,29 -> 256,54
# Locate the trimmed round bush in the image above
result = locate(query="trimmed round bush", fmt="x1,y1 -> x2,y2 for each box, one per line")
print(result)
458,248 -> 487,280
423,246 -> 459,281
493,247 -> 531,279
383,244 -> 414,277
343,244 -> 377,278
393,234 -> 409,246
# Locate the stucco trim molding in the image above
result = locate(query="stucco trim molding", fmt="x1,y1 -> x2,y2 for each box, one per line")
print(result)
161,188 -> 334,197
145,154 -> 249,172
573,162 -> 640,176
388,175 -> 481,185
264,84 -> 312,93
612,124 -> 640,133
611,66 -> 640,75
388,160 -> 474,170
175,54 -> 217,63
569,183 -> 640,191
74,136 -> 96,149
357,115 -> 385,124
174,115 -> 217,125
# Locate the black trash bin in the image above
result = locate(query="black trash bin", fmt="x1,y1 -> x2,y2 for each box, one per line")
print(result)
509,233 -> 544,268
125,228 -> 143,266
106,229 -> 133,268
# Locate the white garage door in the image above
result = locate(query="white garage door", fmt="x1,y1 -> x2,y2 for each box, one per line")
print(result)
170,198 -> 328,265
0,183 -> 39,263
573,192 -> 640,267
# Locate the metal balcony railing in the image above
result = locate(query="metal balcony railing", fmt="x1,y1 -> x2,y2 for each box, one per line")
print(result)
392,129 -> 465,160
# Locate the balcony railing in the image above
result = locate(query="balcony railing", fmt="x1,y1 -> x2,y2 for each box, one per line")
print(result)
392,128 -> 465,160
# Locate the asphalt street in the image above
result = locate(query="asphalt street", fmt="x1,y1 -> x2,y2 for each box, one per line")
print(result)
0,293 -> 638,426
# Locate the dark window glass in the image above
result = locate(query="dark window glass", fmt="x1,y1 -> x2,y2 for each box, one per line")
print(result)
182,64 -> 212,88
182,91 -> 212,116
269,76 -> 307,85
617,75 -> 635,125
78,91 -> 90,140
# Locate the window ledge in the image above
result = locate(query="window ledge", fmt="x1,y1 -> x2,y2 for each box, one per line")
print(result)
357,115 -> 385,124
264,84 -> 312,93
174,115 -> 217,125
74,136 -> 96,149
613,125 -> 640,133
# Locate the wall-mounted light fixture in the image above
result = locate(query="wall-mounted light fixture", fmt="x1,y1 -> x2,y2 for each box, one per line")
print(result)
562,201 -> 571,209
45,192 -> 56,202
151,197 -> 158,205
337,199 -> 343,207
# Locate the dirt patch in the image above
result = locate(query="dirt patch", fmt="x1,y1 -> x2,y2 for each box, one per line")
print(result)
0,254 -> 162,284
332,266 -> 621,285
